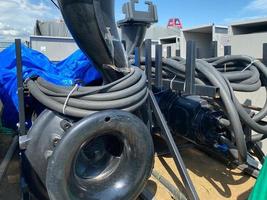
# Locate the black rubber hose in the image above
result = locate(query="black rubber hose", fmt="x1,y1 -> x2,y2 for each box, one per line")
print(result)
196,59 -> 247,163
212,56 -> 267,121
26,67 -> 148,118
35,69 -> 136,96
133,54 -> 267,163
202,57 -> 267,136
36,69 -> 146,101
135,55 -> 267,125
50,88 -> 147,110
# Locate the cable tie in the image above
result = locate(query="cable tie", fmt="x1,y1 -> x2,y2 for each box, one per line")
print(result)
24,77 -> 31,83
103,64 -> 131,73
241,59 -> 256,72
183,81 -> 186,92
62,84 -> 79,115
170,75 -> 176,90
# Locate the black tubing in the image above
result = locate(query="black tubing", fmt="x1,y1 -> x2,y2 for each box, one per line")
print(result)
134,55 -> 267,163
196,59 -> 247,163
27,67 -> 148,118
130,55 -> 265,92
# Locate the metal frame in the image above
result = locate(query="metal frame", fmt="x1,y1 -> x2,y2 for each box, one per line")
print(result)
15,39 -> 31,200
149,91 -> 199,200
185,41 -> 196,95
145,40 -> 152,90
140,38 -> 266,198
144,40 -> 153,133
153,40 -> 219,98
15,39 -> 26,136
161,80 -> 219,98
155,45 -> 163,88
263,43 -> 267,66
14,37 -> 265,199
143,39 -> 199,200
0,40 -> 24,185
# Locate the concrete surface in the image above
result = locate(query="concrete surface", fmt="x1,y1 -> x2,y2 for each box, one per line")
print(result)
229,17 -> 267,59
181,25 -> 229,58
230,32 -> 267,59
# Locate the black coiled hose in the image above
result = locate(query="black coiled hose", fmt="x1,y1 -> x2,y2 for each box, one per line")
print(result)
26,67 -> 148,118
130,55 -> 267,163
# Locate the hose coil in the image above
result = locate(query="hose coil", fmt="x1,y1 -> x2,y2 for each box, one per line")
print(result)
26,67 -> 147,118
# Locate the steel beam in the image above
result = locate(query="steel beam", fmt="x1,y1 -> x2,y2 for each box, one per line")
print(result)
145,39 -> 152,89
263,43 -> 267,66
155,44 -> 163,88
149,90 -> 199,200
185,41 -> 196,95
161,79 -> 219,98
15,39 -> 26,136
145,39 -> 153,132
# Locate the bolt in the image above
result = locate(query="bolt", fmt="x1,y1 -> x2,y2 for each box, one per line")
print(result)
51,134 -> 62,147
60,120 -> 72,131
44,150 -> 53,160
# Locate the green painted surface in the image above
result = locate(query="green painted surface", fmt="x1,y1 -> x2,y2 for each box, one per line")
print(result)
249,159 -> 267,200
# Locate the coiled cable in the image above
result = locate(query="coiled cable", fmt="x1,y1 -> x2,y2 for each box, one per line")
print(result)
130,55 -> 267,163
26,67 -> 148,118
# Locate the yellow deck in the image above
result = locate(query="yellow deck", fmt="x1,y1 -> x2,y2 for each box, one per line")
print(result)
146,148 -> 256,200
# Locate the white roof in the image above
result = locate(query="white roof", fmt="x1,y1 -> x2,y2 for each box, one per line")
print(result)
182,24 -> 227,33
230,17 -> 267,27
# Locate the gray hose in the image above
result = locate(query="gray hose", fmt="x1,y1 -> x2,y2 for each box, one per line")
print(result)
196,59 -> 247,163
134,55 -> 267,133
26,67 -> 148,118
152,169 -> 187,200
134,55 -> 267,163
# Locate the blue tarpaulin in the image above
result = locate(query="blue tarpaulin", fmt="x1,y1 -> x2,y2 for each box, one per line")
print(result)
0,44 -> 101,129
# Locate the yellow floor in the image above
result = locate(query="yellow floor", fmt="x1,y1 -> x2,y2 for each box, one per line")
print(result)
146,148 -> 256,200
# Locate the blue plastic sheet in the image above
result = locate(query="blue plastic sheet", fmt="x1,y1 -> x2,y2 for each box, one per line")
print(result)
0,44 -> 101,129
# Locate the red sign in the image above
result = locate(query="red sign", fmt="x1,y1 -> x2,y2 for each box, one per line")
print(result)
167,18 -> 183,29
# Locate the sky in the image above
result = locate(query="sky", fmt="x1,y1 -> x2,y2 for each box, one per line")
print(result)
0,0 -> 267,41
